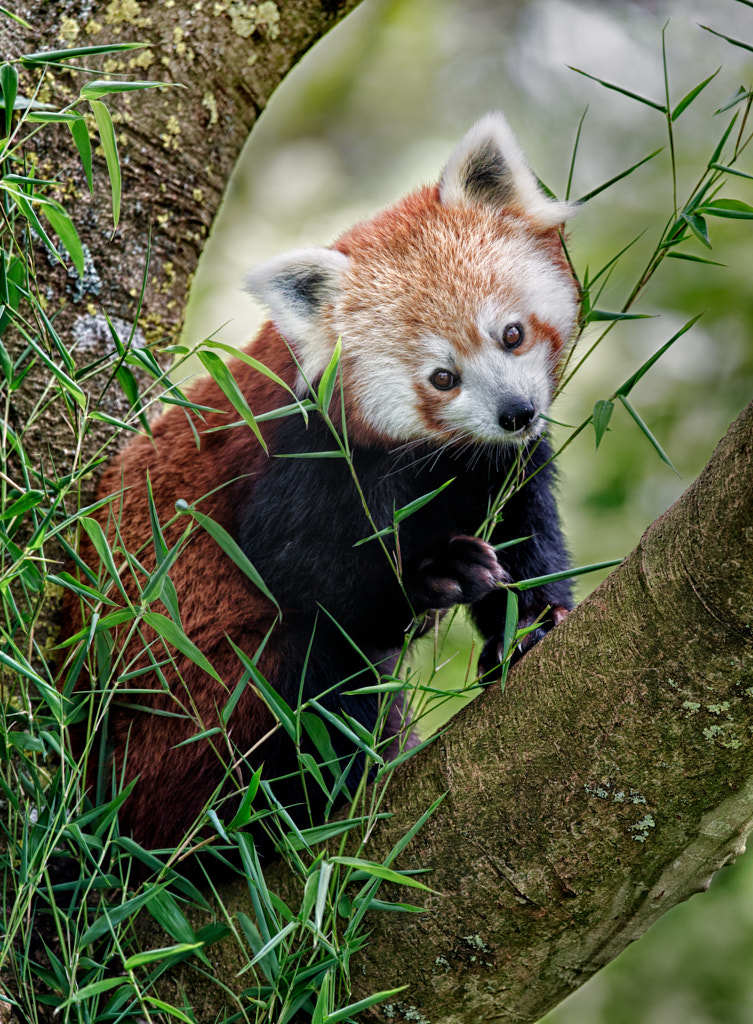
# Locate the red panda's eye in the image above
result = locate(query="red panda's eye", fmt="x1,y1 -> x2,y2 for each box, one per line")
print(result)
501,323 -> 524,349
430,369 -> 458,391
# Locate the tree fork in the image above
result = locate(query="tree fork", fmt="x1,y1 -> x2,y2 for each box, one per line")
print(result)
160,400 -> 753,1022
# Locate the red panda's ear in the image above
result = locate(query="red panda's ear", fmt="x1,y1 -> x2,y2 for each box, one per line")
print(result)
439,112 -> 577,231
245,247 -> 349,373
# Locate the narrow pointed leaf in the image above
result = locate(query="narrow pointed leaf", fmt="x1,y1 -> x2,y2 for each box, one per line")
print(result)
22,42 -> 151,63
617,394 -> 679,473
568,67 -> 666,112
681,212 -> 711,248
317,337 -> 342,410
328,856 -> 436,892
180,504 -> 279,611
89,99 -> 121,226
592,399 -> 614,449
40,199 -> 85,277
324,987 -> 410,1024
394,477 -> 455,523
671,67 -> 720,120
81,79 -> 173,100
0,63 -> 18,135
577,148 -> 664,204
700,198 -> 753,220
615,315 -> 703,398
142,611 -> 222,683
511,559 -> 624,591
666,251 -> 725,266
699,25 -> 753,54
69,117 -> 93,191
197,350 -> 267,452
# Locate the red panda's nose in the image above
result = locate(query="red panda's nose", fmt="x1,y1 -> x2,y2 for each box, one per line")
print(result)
499,398 -> 536,433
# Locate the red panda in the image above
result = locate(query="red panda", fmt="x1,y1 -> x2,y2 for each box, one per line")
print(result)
61,113 -> 579,863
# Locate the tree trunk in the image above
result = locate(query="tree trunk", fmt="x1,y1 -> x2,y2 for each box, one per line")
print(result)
153,398 -> 753,1022
2,0 -> 362,494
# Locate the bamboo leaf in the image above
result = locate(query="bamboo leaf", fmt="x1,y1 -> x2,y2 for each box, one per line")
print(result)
0,489 -> 45,519
142,611 -> 222,683
681,211 -> 711,248
25,111 -> 85,123
81,79 -> 174,100
317,337 -> 342,410
227,765 -> 264,830
324,987 -> 410,1024
715,87 -> 751,115
308,699 -> 382,765
56,977 -> 130,1007
123,943 -> 202,969
328,856 -> 436,892
577,148 -> 663,205
89,99 -> 121,226
79,517 -> 128,599
615,315 -> 702,398
69,117 -> 93,191
699,24 -> 753,55
394,477 -> 455,524
179,503 -> 280,611
511,559 -> 624,591
197,350 -> 267,452
568,67 -> 666,112
0,63 -> 18,135
1,182 -> 70,275
78,887 -> 162,947
228,638 -> 296,738
699,198 -> 753,220
21,42 -> 152,64
617,394 -> 679,474
665,251 -> 725,266
40,198 -> 85,277
709,162 -> 753,182
671,67 -> 720,120
592,399 -> 614,449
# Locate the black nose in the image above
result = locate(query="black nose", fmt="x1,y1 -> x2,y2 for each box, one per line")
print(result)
499,399 -> 536,433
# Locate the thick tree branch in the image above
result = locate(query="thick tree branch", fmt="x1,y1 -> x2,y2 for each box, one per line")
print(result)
2,0 -> 362,495
158,400 -> 753,1022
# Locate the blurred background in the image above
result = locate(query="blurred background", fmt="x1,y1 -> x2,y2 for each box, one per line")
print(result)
182,1 -> 753,1020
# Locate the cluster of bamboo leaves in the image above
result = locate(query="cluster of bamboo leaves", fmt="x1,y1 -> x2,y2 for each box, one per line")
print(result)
1,7 -> 752,1023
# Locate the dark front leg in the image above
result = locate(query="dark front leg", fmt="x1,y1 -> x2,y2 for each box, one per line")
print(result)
402,534 -> 509,616
471,451 -> 573,678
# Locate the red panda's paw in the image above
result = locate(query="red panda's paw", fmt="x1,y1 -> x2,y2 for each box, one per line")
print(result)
405,535 -> 508,613
478,604 -> 570,680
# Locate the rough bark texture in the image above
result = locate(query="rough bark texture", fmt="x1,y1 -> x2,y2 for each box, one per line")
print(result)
151,399 -> 753,1022
2,0 -> 362,491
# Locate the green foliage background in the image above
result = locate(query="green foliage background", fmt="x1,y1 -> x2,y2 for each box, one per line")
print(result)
183,0 -> 753,1020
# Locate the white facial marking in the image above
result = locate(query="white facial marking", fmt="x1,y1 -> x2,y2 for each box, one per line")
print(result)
443,343 -> 554,444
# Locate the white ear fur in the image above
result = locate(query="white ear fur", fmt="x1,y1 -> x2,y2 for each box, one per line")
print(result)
439,112 -> 576,230
244,247 -> 349,377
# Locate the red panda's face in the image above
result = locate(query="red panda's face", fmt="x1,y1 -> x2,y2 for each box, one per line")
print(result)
332,197 -> 578,447
246,113 -> 579,449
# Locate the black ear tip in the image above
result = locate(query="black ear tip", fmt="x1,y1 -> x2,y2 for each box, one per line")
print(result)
461,139 -> 514,207
282,267 -> 329,309
244,248 -> 350,310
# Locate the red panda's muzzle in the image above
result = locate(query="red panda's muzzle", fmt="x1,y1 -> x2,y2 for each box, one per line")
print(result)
498,397 -> 537,433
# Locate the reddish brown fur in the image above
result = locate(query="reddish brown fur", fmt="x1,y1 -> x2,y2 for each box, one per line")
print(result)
63,324 -> 302,852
